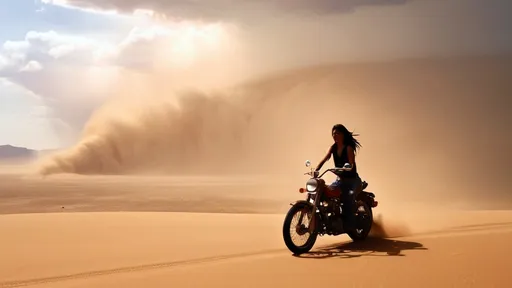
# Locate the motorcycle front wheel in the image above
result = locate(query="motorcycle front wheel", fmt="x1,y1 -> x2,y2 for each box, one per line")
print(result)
282,201 -> 318,255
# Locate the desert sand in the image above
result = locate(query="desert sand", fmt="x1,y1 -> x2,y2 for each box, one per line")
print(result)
1,167 -> 511,288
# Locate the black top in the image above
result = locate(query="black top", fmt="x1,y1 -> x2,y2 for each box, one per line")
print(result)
331,143 -> 359,178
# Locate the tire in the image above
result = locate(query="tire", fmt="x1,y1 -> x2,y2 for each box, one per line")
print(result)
347,202 -> 373,242
282,201 -> 318,255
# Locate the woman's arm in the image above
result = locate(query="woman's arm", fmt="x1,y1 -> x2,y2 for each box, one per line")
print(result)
315,146 -> 332,171
342,145 -> 356,171
346,145 -> 355,165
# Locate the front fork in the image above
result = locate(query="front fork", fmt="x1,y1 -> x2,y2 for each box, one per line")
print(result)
297,190 -> 322,234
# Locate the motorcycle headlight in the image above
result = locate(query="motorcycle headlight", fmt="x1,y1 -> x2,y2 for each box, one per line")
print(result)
306,178 -> 318,192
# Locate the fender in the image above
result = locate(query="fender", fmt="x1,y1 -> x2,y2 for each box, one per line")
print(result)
289,199 -> 315,208
358,191 -> 375,199
356,191 -> 378,208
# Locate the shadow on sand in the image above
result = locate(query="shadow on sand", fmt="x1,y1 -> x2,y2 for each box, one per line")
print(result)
294,237 -> 428,259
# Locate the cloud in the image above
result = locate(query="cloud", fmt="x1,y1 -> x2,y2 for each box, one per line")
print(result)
0,20 -> 240,77
0,77 -> 63,149
44,0 -> 413,21
4,0 -> 511,150
0,29 -> 120,144
50,0 -> 512,71
0,30 -> 119,143
20,60 -> 43,72
115,21 -> 239,71
0,18 -> 245,147
0,30 -> 116,76
41,0 -> 120,15
0,55 -> 9,71
34,1 -> 512,73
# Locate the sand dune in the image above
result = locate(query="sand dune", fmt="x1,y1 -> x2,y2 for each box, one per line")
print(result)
1,170 -> 512,288
1,209 -> 512,287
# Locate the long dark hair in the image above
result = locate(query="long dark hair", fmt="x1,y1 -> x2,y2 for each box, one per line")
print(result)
332,124 -> 361,152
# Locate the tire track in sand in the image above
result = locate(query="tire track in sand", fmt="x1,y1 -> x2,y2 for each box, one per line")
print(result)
0,248 -> 287,288
402,221 -> 512,240
4,221 -> 512,287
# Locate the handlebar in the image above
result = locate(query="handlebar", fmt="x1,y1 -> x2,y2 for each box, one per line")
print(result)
304,166 -> 353,178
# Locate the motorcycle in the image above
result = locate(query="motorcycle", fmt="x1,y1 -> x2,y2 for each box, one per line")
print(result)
282,160 -> 379,255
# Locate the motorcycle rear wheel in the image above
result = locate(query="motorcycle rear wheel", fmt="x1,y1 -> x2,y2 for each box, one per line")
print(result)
347,201 -> 373,241
282,201 -> 318,255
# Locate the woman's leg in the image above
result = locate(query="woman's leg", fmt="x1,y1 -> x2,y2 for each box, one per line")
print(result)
340,177 -> 362,230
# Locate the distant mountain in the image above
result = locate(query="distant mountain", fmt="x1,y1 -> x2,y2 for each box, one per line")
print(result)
0,145 -> 37,160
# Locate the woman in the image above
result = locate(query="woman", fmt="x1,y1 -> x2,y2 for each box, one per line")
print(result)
314,124 -> 362,231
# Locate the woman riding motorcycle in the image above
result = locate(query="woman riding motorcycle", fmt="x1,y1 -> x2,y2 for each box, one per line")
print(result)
314,124 -> 362,231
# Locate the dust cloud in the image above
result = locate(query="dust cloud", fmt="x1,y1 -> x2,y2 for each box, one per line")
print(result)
369,213 -> 412,238
36,54 -> 512,209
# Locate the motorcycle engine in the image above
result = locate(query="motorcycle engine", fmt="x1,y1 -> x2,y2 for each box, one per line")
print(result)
330,214 -> 344,234
327,199 -> 344,234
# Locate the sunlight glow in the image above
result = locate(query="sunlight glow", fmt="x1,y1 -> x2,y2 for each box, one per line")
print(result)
119,22 -> 233,69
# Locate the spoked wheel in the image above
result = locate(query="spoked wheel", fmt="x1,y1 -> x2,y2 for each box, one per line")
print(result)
282,202 -> 318,255
347,201 -> 373,241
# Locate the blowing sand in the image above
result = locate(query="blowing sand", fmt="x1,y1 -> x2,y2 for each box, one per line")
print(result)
1,169 -> 511,288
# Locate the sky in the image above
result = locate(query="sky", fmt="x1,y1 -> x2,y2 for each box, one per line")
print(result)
0,0 -> 511,150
